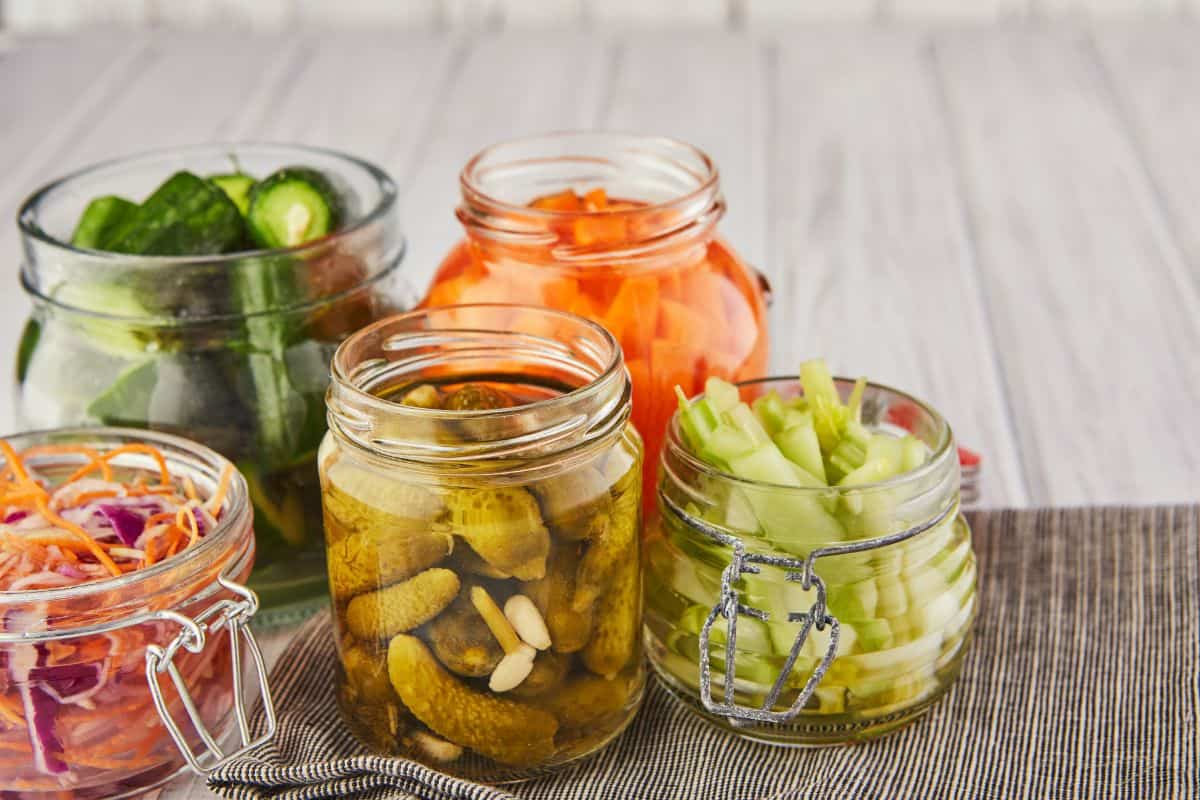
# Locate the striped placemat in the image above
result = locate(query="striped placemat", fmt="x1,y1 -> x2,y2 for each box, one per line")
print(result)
209,505 -> 1199,800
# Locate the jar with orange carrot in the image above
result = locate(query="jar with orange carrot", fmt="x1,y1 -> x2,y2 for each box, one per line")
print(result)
423,133 -> 769,505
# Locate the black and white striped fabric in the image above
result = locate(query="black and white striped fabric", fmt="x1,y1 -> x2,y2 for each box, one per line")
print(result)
209,506 -> 1199,800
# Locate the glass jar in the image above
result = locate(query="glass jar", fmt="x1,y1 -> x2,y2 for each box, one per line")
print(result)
0,427 -> 273,798
321,304 -> 644,781
15,144 -> 408,624
646,377 -> 977,745
423,132 -> 769,509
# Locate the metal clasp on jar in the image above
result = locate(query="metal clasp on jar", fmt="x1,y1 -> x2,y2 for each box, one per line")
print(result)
661,492 -> 954,726
144,575 -> 277,774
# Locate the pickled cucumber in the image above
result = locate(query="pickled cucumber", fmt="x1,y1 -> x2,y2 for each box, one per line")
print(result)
533,466 -> 613,541
327,526 -> 453,599
449,545 -> 511,579
581,554 -> 640,679
446,486 -> 550,581
341,643 -> 397,706
323,460 -> 446,532
573,486 -> 639,612
443,384 -> 515,411
535,673 -> 635,730
387,635 -> 559,766
426,589 -> 504,678
510,651 -> 571,699
346,568 -> 460,639
522,543 -> 594,653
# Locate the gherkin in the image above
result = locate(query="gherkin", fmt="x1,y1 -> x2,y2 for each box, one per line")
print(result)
322,459 -> 445,531
387,635 -> 559,766
426,588 -> 504,678
509,650 -> 571,699
445,486 -> 550,581
327,526 -> 453,600
534,673 -> 636,730
346,568 -> 460,640
522,542 -> 593,653
532,466 -> 613,541
573,485 -> 639,612
581,552 -> 640,679
449,545 -> 511,580
443,384 -> 515,410
340,642 -> 397,707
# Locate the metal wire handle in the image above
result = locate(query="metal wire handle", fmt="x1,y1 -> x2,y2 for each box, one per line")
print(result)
144,575 -> 277,775
660,490 -> 954,725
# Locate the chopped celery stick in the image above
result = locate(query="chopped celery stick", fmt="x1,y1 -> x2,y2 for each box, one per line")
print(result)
752,390 -> 788,436
722,403 -> 770,446
827,578 -> 879,621
774,423 -> 826,485
730,444 -> 824,489
677,603 -> 773,654
846,376 -> 867,422
900,435 -> 928,472
676,386 -> 719,450
705,376 -> 740,413
827,420 -> 871,482
705,424 -> 757,466
851,618 -> 894,651
874,575 -> 909,618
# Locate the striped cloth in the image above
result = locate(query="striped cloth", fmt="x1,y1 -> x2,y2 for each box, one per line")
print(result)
209,506 -> 1199,800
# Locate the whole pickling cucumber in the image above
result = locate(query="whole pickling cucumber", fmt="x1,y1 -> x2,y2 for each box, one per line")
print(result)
102,171 -> 246,256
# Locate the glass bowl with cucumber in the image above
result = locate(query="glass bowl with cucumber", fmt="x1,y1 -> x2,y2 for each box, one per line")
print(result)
647,359 -> 977,745
15,144 -> 408,625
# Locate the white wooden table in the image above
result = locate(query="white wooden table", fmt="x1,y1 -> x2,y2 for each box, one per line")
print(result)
1,24 -> 1197,798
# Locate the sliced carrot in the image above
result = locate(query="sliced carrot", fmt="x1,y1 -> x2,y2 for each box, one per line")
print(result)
582,187 -> 609,211
602,276 -> 659,360
530,189 -> 583,212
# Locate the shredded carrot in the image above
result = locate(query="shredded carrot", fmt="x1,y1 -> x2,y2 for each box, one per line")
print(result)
183,476 -> 198,502
19,444 -> 112,481
0,440 -> 31,483
208,462 -> 234,514
34,499 -> 122,577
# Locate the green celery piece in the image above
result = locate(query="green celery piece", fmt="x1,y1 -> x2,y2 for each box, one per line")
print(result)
874,575 -> 909,618
675,387 -> 719,451
900,435 -> 928,472
751,390 -> 788,437
827,419 -> 871,482
827,578 -> 879,620
727,446 -> 845,552
704,375 -> 740,413
677,603 -> 773,654
705,424 -> 757,467
774,423 -> 826,485
729,443 -> 824,489
70,195 -> 137,249
721,403 -> 770,447
86,359 -> 157,424
800,359 -> 847,455
846,376 -> 867,423
851,618 -> 894,652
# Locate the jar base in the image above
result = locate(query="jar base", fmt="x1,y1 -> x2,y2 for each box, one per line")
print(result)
340,670 -> 647,784
650,662 -> 952,748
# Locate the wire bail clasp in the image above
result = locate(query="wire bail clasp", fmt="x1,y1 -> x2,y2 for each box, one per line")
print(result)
144,575 -> 277,775
696,533 -> 841,725
662,490 -> 955,727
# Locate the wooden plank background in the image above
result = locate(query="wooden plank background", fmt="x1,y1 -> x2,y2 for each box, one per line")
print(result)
3,0 -> 1200,30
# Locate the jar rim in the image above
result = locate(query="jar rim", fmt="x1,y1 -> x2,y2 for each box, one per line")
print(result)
328,304 -> 629,464
0,426 -> 252,615
664,375 -> 957,494
462,131 -> 719,218
18,142 -> 399,265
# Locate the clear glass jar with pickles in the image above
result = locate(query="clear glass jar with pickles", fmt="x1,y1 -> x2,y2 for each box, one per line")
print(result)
646,361 -> 977,744
319,304 -> 645,779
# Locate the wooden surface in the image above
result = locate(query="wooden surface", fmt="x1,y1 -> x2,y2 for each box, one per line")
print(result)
1,24 -> 1198,798
5,0 -> 1200,32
